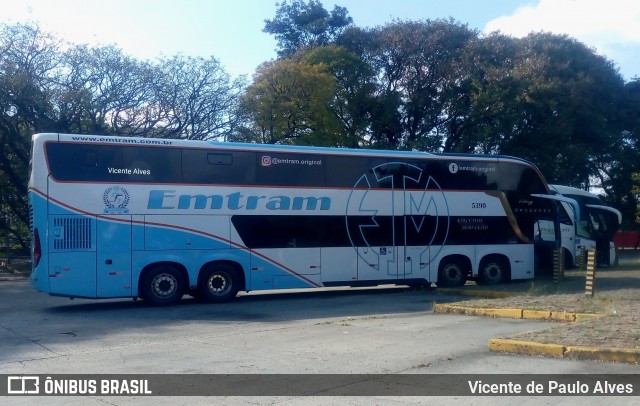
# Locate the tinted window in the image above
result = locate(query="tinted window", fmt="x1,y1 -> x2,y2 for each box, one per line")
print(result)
325,155 -> 387,188
257,153 -> 325,186
122,146 -> 181,183
47,143 -> 182,183
182,149 -> 256,185
47,143 -> 123,182
427,159 -> 500,190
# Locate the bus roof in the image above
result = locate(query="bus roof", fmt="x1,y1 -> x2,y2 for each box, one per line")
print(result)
33,132 -> 535,167
550,184 -> 601,199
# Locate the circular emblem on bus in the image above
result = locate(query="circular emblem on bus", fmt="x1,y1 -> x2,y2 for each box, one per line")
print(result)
103,186 -> 130,214
449,163 -> 459,174
260,156 -> 272,166
345,162 -> 449,275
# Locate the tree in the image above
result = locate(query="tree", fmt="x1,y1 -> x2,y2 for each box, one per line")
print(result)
301,45 -> 377,148
0,22 -> 245,248
456,32 -> 624,187
56,44 -> 159,136
264,0 -> 353,57
0,22 -> 62,249
613,79 -> 640,228
152,55 -> 245,140
234,58 -> 341,145
341,19 -> 478,151
441,33 -> 521,153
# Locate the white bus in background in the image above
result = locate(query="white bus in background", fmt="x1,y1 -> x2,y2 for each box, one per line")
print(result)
29,133 -> 561,305
537,185 -> 622,268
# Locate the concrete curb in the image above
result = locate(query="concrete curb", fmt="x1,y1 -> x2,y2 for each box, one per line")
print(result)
489,338 -> 640,364
432,303 -> 602,321
436,288 -> 516,298
564,346 -> 640,364
434,304 -> 640,364
488,338 -> 565,358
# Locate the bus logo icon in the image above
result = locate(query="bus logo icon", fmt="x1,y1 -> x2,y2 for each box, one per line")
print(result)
103,186 -> 130,214
345,162 -> 450,276
7,376 -> 40,394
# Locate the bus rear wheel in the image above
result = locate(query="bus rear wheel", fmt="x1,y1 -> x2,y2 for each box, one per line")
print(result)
141,264 -> 185,305
198,263 -> 240,303
477,257 -> 509,285
437,259 -> 467,287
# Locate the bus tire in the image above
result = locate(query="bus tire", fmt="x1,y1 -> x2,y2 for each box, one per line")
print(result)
437,258 -> 467,287
140,264 -> 185,306
563,248 -> 575,269
198,263 -> 240,303
477,257 -> 509,285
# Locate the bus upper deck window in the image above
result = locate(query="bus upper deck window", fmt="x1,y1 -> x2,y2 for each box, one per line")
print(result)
207,153 -> 232,165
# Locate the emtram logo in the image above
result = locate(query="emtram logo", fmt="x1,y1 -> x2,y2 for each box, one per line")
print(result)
103,185 -> 130,214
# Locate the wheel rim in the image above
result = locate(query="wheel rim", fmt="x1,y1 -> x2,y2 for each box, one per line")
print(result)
482,262 -> 502,283
152,273 -> 178,297
443,264 -> 462,284
207,272 -> 231,296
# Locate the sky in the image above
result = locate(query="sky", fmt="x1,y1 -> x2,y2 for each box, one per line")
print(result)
2,0 -> 640,81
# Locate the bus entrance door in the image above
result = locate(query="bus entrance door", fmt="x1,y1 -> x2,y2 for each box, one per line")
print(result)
403,245 -> 429,281
356,246 -> 400,282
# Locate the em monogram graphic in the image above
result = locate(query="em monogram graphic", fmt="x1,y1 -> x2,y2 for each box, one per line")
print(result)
345,162 -> 450,276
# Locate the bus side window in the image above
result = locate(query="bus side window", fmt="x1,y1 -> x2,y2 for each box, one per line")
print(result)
257,154 -> 325,187
46,143 -> 124,182
122,146 -> 181,183
207,153 -> 232,165
325,155 -> 386,188
182,149 -> 256,185
83,151 -> 98,167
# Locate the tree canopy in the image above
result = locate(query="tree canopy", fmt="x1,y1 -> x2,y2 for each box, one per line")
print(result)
3,1 -> 640,250
264,0 -> 353,57
0,22 -> 245,249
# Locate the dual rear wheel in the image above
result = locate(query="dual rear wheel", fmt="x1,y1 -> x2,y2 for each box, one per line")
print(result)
437,256 -> 510,287
476,257 -> 509,285
139,263 -> 240,305
197,263 -> 240,303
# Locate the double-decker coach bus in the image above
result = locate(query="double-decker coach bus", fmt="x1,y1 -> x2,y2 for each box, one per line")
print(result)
29,133 -> 559,305
536,185 -> 622,268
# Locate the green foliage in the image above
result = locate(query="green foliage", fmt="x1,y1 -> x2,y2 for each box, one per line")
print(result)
263,0 -> 353,57
462,32 -> 624,186
301,46 -> 378,148
3,5 -> 640,249
233,58 -> 341,145
0,22 -> 245,247
258,5 -> 638,228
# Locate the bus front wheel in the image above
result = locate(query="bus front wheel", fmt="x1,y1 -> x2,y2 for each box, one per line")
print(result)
198,263 -> 240,303
140,264 -> 185,306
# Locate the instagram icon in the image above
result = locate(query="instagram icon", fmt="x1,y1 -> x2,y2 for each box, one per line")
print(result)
261,156 -> 272,166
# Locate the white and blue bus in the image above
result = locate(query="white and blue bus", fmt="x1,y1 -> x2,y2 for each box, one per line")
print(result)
536,185 -> 622,268
29,133 -> 559,305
